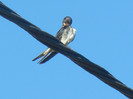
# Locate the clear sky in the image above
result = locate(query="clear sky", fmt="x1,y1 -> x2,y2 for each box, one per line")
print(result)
0,0 -> 133,99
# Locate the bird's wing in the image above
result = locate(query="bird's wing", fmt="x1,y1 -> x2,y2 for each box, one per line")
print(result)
39,51 -> 58,64
55,27 -> 64,40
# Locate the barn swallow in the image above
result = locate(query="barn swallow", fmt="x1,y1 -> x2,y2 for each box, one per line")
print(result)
32,16 -> 76,64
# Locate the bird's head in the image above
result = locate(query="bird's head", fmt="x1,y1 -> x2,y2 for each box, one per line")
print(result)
63,16 -> 72,27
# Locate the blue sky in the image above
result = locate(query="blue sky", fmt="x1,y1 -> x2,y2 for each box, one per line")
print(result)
0,0 -> 133,99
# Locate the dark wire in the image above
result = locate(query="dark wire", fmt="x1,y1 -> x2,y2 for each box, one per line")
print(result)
0,2 -> 133,98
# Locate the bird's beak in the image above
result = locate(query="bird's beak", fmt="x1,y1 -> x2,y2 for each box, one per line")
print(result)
63,23 -> 69,27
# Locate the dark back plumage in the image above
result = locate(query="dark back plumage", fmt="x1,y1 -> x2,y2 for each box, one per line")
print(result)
55,26 -> 70,40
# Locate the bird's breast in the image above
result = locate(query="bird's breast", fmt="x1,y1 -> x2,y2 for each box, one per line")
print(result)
61,27 -> 76,45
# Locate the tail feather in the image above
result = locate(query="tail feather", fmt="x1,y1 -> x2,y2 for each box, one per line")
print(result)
32,48 -> 51,61
39,52 -> 58,64
32,53 -> 44,61
38,52 -> 51,63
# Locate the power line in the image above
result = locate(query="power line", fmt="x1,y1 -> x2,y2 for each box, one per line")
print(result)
0,2 -> 133,98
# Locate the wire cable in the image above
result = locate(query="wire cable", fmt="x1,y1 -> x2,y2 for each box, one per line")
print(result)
0,2 -> 133,98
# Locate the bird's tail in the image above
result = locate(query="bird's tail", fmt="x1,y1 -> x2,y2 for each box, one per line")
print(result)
39,52 -> 58,64
32,48 -> 51,61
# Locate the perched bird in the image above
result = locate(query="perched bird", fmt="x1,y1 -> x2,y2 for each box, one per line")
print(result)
32,16 -> 76,64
